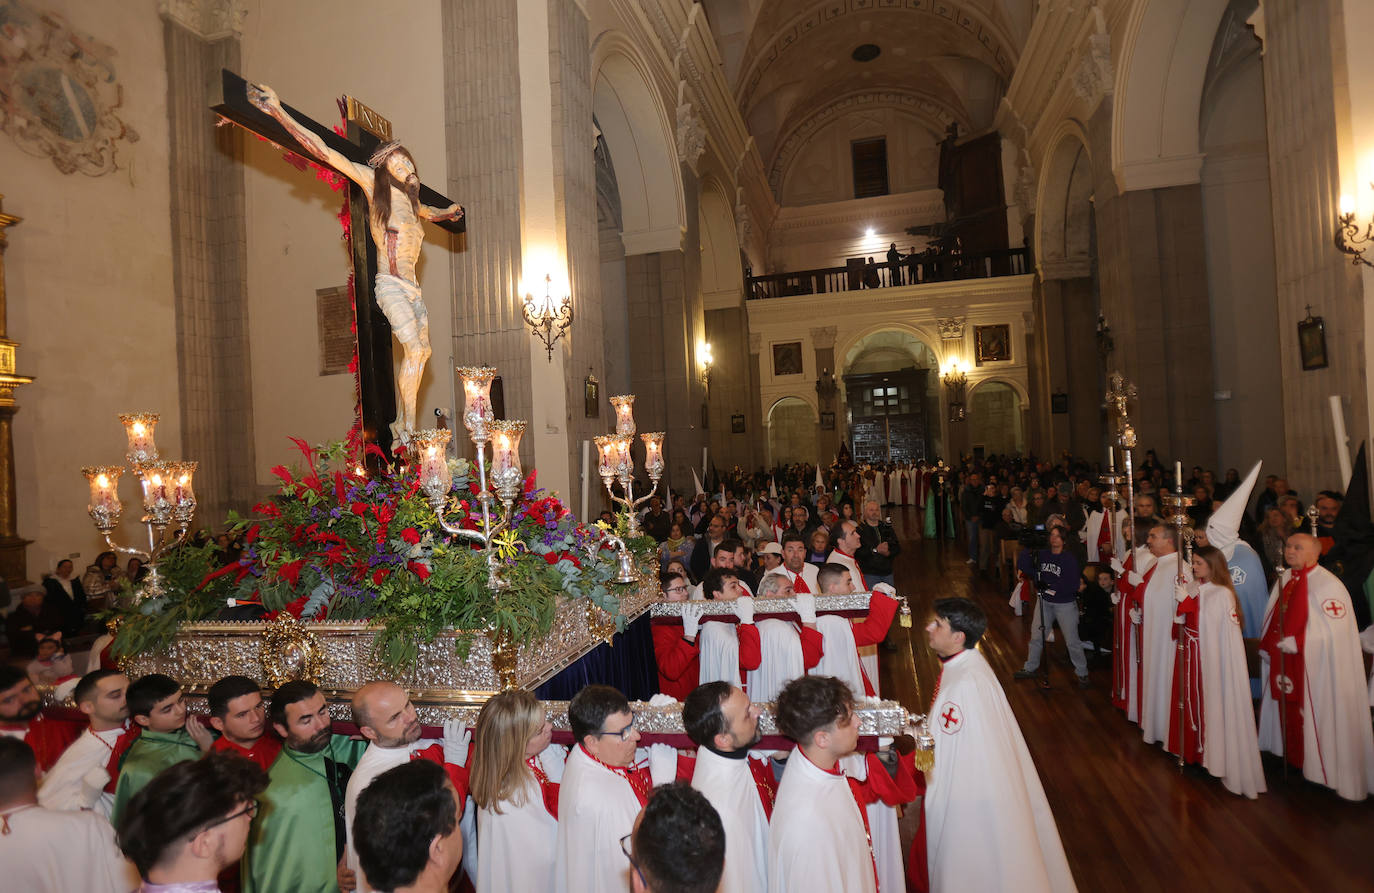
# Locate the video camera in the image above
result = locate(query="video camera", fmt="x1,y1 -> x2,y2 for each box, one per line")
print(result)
1017,524 -> 1051,551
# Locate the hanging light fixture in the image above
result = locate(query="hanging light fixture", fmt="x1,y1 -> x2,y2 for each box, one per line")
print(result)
522,273 -> 573,361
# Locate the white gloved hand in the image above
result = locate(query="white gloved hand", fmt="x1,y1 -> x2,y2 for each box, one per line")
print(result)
648,742 -> 678,786
680,603 -> 703,640
1129,607 -> 1143,625
1110,590 -> 1121,606
1128,570 -> 1145,587
872,582 -> 897,599
1277,635 -> 1299,655
1173,613 -> 1186,625
443,719 -> 472,766
539,742 -> 568,783
1110,556 -> 1125,575
1174,581 -> 1188,604
733,595 -> 755,625
794,593 -> 817,624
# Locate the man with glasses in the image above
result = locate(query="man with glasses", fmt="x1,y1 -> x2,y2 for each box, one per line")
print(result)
116,751 -> 267,891
555,685 -> 675,893
624,782 -> 726,893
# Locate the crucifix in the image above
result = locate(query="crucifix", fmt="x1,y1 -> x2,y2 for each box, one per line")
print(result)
213,69 -> 465,458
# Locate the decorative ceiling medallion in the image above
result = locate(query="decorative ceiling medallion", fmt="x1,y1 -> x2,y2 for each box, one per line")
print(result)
852,44 -> 881,62
0,0 -> 140,176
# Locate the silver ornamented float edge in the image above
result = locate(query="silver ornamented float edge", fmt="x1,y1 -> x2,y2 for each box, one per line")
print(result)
120,566 -> 661,703
649,592 -> 875,617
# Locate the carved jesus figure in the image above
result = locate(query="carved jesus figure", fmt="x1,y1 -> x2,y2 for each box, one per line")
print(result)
248,83 -> 463,442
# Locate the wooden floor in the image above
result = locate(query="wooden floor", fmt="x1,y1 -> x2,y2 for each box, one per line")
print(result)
875,506 -> 1374,891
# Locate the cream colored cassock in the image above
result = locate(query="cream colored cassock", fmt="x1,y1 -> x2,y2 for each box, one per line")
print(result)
691,746 -> 769,893
1192,582 -> 1266,799
1139,551 -> 1181,746
554,745 -> 644,893
0,803 -> 139,893
344,742 -> 478,891
925,648 -> 1076,893
476,748 -> 563,893
1079,508 -> 1128,563
822,550 -> 879,693
1258,566 -> 1374,801
839,753 -> 904,893
768,749 -> 876,893
747,618 -> 805,704
36,725 -> 123,817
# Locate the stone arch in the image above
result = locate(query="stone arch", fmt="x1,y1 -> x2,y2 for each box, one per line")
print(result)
836,327 -> 944,462
1035,122 -> 1094,276
968,376 -> 1030,410
699,176 -> 743,302
967,379 -> 1026,456
766,395 -> 818,467
1112,0 -> 1230,192
590,35 -> 686,255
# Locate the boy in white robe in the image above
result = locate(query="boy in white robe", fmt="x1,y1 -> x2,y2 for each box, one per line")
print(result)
923,598 -> 1077,892
36,669 -> 128,816
768,675 -> 877,893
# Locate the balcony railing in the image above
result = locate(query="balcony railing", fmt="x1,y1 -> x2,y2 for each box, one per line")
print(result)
746,246 -> 1031,300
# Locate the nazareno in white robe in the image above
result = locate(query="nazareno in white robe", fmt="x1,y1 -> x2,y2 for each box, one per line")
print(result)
925,648 -> 1076,893
747,618 -> 805,703
768,749 -> 876,893
691,746 -> 769,893
477,750 -> 561,893
1080,508 -> 1127,563
1258,565 -> 1374,801
554,745 -> 644,893
699,619 -> 742,686
813,615 -> 866,699
839,753 -> 904,893
1140,551 -> 1180,746
1193,582 -> 1266,799
36,725 -> 123,817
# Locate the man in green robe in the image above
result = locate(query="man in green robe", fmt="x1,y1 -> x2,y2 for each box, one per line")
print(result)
242,680 -> 367,893
110,673 -> 212,824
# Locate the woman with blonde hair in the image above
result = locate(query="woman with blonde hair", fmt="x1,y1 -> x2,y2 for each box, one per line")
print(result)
1169,544 -> 1266,799
469,689 -> 566,892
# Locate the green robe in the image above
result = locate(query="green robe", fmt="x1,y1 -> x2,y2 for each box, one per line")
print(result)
242,734 -> 368,893
110,727 -> 202,825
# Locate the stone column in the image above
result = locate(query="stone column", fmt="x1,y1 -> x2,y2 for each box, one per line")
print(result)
1255,0 -> 1368,493
1037,261 -> 1103,460
161,3 -> 257,526
811,326 -> 838,464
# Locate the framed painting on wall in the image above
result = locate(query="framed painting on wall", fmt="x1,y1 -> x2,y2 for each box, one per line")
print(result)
1298,312 -> 1328,370
772,341 -> 804,376
974,324 -> 1011,365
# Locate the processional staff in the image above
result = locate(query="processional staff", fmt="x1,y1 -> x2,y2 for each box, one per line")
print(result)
1161,460 -> 1194,771
1102,373 -> 1138,704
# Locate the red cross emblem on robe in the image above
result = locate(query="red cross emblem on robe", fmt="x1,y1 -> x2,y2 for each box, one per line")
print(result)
1321,599 -> 1346,619
938,702 -> 963,734
1275,674 -> 1295,695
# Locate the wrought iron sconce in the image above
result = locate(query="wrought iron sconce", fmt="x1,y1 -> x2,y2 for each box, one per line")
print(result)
522,274 -> 573,362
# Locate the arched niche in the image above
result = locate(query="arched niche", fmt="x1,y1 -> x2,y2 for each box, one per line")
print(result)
699,177 -> 743,304
1036,124 -> 1095,276
967,379 -> 1027,457
838,329 -> 943,462
767,396 -> 818,467
590,37 -> 685,256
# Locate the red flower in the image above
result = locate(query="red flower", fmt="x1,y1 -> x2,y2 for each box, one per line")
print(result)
278,559 -> 307,587
371,503 -> 396,524
243,524 -> 261,546
347,355 -> 359,374
333,471 -> 347,504
543,551 -> 560,565
408,561 -> 432,581
254,501 -> 282,519
283,594 -> 310,619
401,527 -> 421,545
351,502 -> 368,516
372,567 -> 388,585
270,465 -> 294,487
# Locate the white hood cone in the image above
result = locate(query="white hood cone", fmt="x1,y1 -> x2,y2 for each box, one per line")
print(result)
1206,460 -> 1263,559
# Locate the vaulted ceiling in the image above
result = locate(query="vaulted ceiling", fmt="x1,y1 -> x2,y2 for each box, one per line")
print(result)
702,0 -> 1034,195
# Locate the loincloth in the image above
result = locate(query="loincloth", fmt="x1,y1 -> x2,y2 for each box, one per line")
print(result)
374,273 -> 429,346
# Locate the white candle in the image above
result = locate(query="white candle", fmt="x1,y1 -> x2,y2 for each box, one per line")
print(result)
580,439 -> 591,521
1329,395 -> 1353,485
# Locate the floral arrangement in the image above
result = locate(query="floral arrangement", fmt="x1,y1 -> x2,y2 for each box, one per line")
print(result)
110,437 -> 654,670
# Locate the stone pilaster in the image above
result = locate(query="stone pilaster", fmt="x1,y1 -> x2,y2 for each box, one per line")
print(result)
811,326 -> 838,464
162,9 -> 256,526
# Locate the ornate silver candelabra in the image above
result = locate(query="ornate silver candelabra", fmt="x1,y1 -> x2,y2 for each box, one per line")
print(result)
593,394 -> 665,540
81,412 -> 197,604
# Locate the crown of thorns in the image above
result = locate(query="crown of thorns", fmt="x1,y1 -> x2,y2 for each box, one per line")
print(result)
367,140 -> 404,168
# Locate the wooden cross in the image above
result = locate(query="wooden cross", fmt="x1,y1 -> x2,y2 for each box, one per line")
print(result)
213,70 -> 465,458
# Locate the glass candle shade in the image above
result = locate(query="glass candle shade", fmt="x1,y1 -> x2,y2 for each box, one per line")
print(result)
167,461 -> 197,521
458,366 -> 497,436
413,428 -> 454,501
640,432 -> 665,478
138,461 -> 174,520
594,435 -> 618,479
489,420 -> 526,499
612,434 -> 634,478
609,394 -> 636,436
118,412 -> 160,466
82,465 -> 124,529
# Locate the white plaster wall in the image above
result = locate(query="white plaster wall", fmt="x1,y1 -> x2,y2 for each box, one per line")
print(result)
1,0 -> 179,575
779,108 -> 941,207
239,0 -> 454,483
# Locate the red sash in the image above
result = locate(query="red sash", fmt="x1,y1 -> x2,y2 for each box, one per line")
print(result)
792,574 -> 811,594
1260,568 -> 1310,768
1096,513 -> 1113,558
526,755 -> 561,819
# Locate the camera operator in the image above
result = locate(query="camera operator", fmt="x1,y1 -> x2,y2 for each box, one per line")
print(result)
1013,525 -> 1091,689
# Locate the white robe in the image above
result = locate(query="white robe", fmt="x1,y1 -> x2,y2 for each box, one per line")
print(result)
1118,547 -> 1156,725
768,750 -> 876,893
747,619 -> 805,703
1193,582 -> 1266,799
477,754 -> 560,893
691,746 -> 769,893
554,745 -> 644,893
765,563 -> 820,594
1079,508 -> 1127,563
825,549 -> 867,593
0,803 -> 138,893
1140,552 -> 1180,745
1258,566 -> 1374,800
839,754 -> 903,893
699,620 -> 742,686
824,550 -> 878,693
36,725 -> 123,817
813,615 -> 866,699
925,649 -> 1076,893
